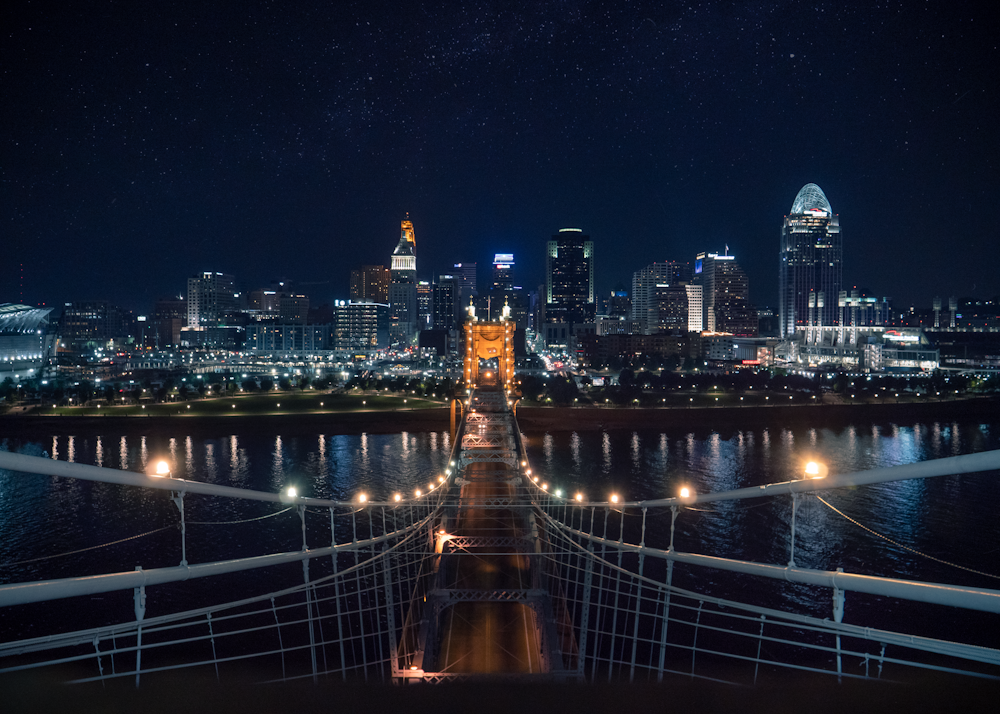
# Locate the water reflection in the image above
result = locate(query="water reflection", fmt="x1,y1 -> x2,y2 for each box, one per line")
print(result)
3,420 -> 998,633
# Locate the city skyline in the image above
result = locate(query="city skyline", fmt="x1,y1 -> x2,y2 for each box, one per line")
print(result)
4,3 -> 998,312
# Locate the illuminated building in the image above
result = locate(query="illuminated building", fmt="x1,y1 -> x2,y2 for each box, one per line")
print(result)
491,254 -> 514,292
389,216 -> 418,346
695,251 -> 756,335
779,183 -> 842,337
416,280 -> 433,330
186,272 -> 237,328
452,262 -> 478,305
350,265 -> 390,303
0,303 -> 56,378
545,228 -> 594,326
631,261 -> 691,333
433,275 -> 459,330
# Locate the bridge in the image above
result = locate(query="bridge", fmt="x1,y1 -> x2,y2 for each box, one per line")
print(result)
1,320 -> 1000,688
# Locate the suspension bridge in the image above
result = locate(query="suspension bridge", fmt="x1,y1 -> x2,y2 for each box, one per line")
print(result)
1,323 -> 999,688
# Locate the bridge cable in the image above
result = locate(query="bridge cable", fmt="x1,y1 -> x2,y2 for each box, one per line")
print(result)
0,525 -> 174,568
187,506 -> 294,525
815,495 -> 1000,581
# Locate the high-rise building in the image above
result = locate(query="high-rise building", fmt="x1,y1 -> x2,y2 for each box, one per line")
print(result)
433,275 -> 459,330
350,265 -> 390,304
779,183 -> 842,337
685,285 -> 704,332
389,217 -> 418,346
631,261 -> 691,333
333,300 -> 390,352
695,252 -> 756,335
452,262 -> 477,309
186,272 -> 237,328
545,228 -> 594,325
491,254 -> 514,292
416,280 -> 433,330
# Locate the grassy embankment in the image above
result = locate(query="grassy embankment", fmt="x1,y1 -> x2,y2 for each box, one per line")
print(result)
9,391 -> 442,418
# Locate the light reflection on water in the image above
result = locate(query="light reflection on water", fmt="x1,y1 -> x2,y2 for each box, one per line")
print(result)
1,420 -> 998,637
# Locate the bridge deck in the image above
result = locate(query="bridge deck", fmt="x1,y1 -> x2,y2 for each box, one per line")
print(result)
415,385 -> 549,677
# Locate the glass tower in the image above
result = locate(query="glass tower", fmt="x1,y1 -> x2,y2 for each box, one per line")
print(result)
779,184 -> 841,338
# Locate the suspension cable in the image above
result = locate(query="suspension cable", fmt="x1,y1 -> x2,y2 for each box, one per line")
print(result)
0,526 -> 175,568
815,495 -> 1000,581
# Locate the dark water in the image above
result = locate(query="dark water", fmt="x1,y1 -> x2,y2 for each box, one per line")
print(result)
2,418 -> 999,647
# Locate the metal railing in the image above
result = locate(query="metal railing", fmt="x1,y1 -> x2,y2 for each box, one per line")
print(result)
2,438 -> 999,686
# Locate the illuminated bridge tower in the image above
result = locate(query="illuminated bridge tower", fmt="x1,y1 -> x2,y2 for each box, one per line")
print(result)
463,304 -> 516,393
389,216 -> 418,346
779,184 -> 842,338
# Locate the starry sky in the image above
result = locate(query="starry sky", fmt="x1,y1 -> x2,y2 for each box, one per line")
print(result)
4,1 -> 998,314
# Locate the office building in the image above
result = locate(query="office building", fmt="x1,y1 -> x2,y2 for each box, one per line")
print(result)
186,272 -> 237,328
632,261 -> 691,333
491,254 -> 514,292
451,261 -> 479,308
779,183 -> 842,337
545,228 -> 594,326
389,217 -> 418,346
333,300 -> 390,352
350,265 -> 390,304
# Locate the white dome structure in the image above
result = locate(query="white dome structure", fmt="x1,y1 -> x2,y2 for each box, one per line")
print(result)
790,183 -> 832,215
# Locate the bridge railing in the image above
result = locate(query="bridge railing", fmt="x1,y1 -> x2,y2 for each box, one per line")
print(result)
0,449 -> 451,685
521,449 -> 1000,684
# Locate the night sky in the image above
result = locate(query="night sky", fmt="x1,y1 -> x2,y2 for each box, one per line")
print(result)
4,1 -> 998,314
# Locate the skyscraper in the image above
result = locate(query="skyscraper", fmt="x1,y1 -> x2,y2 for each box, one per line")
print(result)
389,216 -> 417,346
186,272 -> 236,328
779,183 -> 842,337
631,261 -> 691,333
350,265 -> 390,303
491,254 -> 514,292
694,252 -> 756,335
545,228 -> 594,325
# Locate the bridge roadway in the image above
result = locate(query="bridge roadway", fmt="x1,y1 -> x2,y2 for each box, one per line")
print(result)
412,383 -> 554,677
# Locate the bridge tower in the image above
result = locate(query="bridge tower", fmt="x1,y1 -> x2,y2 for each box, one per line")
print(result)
462,306 -> 515,392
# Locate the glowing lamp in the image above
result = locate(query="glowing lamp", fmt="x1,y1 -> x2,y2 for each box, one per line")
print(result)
153,461 -> 170,477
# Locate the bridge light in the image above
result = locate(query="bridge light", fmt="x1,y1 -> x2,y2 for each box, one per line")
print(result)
541,483 -> 548,490
438,475 -> 445,482
358,493 -> 367,503
610,494 -> 619,504
532,476 -> 538,483
394,493 -> 402,502
153,461 -> 170,477
576,493 -> 584,502
555,489 -> 562,497
679,487 -> 691,499
804,461 -> 828,479
415,489 -> 422,497
286,487 -> 298,499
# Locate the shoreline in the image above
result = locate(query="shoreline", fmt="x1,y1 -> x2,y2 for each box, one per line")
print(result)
1,396 -> 998,439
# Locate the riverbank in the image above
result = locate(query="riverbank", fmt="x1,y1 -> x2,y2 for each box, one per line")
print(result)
2,396 -> 998,440
515,395 -> 1000,432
